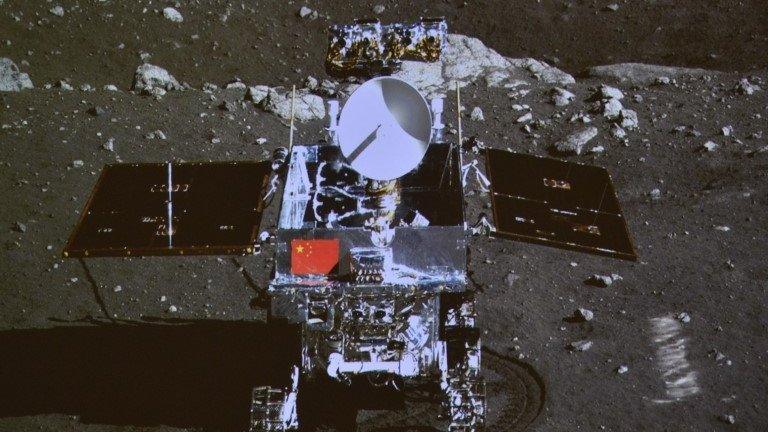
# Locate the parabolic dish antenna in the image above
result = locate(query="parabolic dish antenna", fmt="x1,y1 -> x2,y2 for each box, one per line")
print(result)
338,76 -> 432,181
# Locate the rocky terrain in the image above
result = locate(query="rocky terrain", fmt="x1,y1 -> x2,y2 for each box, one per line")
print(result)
1,1 -> 767,432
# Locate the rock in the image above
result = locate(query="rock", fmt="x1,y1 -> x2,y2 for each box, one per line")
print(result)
573,308 -> 594,322
610,124 -> 627,139
304,75 -> 318,91
703,140 -> 718,152
318,79 -> 338,96
736,78 -> 760,95
145,130 -> 167,140
13,222 -> 26,233
619,109 -> 639,129
516,112 -> 533,123
219,100 -> 237,111
255,137 -> 268,145
102,137 -> 115,152
654,76 -> 671,85
372,4 -> 385,14
587,63 -> 714,85
617,365 -> 629,374
719,414 -> 735,425
602,98 -> 624,119
259,87 -> 325,122
225,81 -> 247,90
553,126 -> 599,155
722,125 -> 734,136
50,6 -> 65,17
163,7 -> 183,23
588,145 -> 605,154
605,3 -> 620,11
298,6 -> 317,19
246,85 -> 271,104
113,285 -> 122,292
132,63 -> 181,95
597,85 -> 625,100
103,84 -> 119,91
714,225 -> 731,232
168,305 -> 178,313
568,340 -> 593,352
57,80 -> 74,91
509,57 -> 575,86
677,312 -> 691,323
504,272 -> 519,287
551,87 -> 575,106
586,274 -> 614,287
80,83 -> 93,91
0,58 -> 34,91
649,188 -> 662,200
88,106 -> 106,116
72,160 -> 84,168
470,106 -> 485,121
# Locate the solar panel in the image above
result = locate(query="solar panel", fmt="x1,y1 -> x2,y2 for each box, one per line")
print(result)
485,149 -> 637,261
63,161 -> 272,257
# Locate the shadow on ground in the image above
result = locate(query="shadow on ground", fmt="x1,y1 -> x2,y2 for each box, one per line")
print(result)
0,319 -> 301,431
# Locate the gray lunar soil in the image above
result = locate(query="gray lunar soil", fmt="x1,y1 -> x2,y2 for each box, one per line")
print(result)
1,1 -> 768,432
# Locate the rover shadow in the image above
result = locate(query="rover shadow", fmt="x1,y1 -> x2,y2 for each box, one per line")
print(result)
0,318 -> 301,431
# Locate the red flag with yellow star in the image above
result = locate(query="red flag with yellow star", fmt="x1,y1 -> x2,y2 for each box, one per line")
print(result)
290,239 -> 340,275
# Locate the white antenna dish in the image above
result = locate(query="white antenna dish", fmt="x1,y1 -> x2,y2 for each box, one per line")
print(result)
337,77 -> 432,181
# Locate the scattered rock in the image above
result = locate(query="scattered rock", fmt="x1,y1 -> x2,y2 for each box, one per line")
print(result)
551,87 -> 575,106
649,188 -> 662,200
568,340 -> 593,352
721,125 -> 734,136
504,272 -> 519,287
714,225 -> 731,232
654,76 -> 671,85
617,365 -> 629,374
113,285 -> 122,293
103,84 -> 119,91
719,414 -> 735,425
168,305 -> 178,313
677,312 -> 691,323
50,6 -> 65,17
163,7 -> 184,23
703,141 -> 718,152
0,58 -> 34,92
255,137 -> 268,145
13,222 -> 26,233
470,106 -> 485,121
604,3 -> 620,11
587,63 -> 714,85
132,63 -> 181,96
57,80 -> 73,91
372,4 -> 385,14
72,160 -> 84,168
553,126 -> 599,155
588,145 -> 605,154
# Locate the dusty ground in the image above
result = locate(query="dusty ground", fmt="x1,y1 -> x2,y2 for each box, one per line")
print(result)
1,1 -> 768,432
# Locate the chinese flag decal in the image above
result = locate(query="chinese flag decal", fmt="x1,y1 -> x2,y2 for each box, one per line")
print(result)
291,239 -> 340,275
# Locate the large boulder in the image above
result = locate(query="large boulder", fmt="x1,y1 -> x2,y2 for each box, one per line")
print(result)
587,63 -> 714,85
250,87 -> 325,122
132,63 -> 181,96
393,34 -> 574,98
0,58 -> 34,92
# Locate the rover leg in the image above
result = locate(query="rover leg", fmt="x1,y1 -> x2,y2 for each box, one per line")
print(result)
439,293 -> 486,431
249,365 -> 300,432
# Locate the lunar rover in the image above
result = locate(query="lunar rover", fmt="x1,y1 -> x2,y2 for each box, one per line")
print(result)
64,18 -> 636,431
